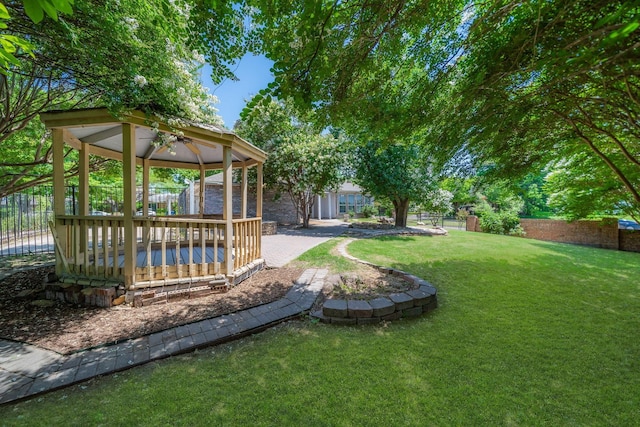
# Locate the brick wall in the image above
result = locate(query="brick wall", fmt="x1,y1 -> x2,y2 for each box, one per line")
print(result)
620,230 -> 640,252
193,185 -> 299,225
259,189 -> 299,225
466,216 -> 639,253
519,218 -> 619,249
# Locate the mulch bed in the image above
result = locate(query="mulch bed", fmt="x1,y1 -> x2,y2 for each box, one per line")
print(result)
0,265 -> 302,355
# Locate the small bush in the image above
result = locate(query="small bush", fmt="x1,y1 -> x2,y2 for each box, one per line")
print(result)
479,211 -> 522,235
361,204 -> 376,218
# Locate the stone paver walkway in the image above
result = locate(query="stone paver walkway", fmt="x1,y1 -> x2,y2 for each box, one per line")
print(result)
0,268 -> 328,405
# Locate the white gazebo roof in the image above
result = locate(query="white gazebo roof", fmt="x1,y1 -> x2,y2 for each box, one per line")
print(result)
40,108 -> 266,170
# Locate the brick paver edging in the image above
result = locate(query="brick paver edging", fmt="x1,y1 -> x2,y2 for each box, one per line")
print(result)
310,238 -> 438,325
0,268 -> 327,405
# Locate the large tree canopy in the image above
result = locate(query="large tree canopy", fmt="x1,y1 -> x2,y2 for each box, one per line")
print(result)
250,0 -> 640,220
0,0 -> 250,196
439,0 -> 640,220
352,140 -> 437,227
236,99 -> 344,228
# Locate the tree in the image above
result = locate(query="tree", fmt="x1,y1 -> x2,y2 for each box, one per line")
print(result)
420,188 -> 454,227
0,0 -> 250,196
249,0 -> 640,221
236,99 -> 344,228
435,0 -> 640,219
352,140 -> 437,227
0,0 -> 74,72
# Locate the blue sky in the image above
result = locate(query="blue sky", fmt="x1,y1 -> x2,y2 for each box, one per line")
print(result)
201,54 -> 274,129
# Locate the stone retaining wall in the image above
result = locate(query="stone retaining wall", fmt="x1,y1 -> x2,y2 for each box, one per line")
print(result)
311,269 -> 438,325
310,238 -> 438,324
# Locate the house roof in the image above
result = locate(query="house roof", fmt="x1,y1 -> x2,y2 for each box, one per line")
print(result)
40,108 -> 267,170
339,181 -> 362,193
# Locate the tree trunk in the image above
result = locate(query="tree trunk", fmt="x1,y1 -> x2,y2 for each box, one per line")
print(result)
393,198 -> 410,227
301,192 -> 315,228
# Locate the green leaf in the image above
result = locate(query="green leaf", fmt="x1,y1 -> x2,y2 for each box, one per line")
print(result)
23,0 -> 45,23
39,0 -> 59,20
0,3 -> 10,20
51,0 -> 74,15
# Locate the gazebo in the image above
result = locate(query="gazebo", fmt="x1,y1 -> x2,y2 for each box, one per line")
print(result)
40,108 -> 267,306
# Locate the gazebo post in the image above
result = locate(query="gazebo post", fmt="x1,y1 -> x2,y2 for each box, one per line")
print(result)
79,142 -> 90,216
241,164 -> 248,219
199,166 -> 205,218
256,163 -> 263,218
256,162 -> 263,258
52,128 -> 67,276
78,141 -> 90,257
122,123 -> 137,288
223,146 -> 233,278
142,158 -> 150,215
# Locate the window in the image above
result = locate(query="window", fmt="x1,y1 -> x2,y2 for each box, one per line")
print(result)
338,192 -> 374,215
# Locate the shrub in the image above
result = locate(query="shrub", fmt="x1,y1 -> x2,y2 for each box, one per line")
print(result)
479,210 -> 523,235
361,204 -> 376,218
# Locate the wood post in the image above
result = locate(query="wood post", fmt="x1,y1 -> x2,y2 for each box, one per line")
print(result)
122,123 -> 137,288
241,164 -> 248,219
52,128 -> 67,276
142,158 -> 150,215
199,166 -> 205,218
223,146 -> 233,277
79,142 -> 89,216
256,162 -> 263,218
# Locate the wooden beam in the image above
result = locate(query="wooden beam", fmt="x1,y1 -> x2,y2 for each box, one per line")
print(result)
185,141 -> 204,165
223,146 -> 233,277
256,162 -> 263,218
143,144 -> 159,159
52,128 -> 67,276
148,159 -> 202,170
81,125 -> 122,143
86,144 -> 123,161
122,123 -> 137,289
62,129 -> 82,150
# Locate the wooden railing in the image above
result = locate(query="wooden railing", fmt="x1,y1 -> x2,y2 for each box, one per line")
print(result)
132,217 -> 227,285
54,215 -> 262,286
54,216 -> 125,281
232,218 -> 262,269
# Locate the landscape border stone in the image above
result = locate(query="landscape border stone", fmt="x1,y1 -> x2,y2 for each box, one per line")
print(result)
311,235 -> 439,324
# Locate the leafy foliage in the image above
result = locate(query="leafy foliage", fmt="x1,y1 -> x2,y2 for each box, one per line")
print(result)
250,0 -> 640,221
236,99 -> 344,227
474,187 -> 525,236
438,0 -> 640,219
420,188 -> 454,226
352,140 -> 438,227
0,0 -> 252,195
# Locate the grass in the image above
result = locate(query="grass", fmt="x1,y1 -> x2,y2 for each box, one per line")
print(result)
2,231 -> 639,425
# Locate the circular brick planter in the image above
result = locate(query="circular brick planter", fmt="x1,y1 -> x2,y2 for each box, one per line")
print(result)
310,238 -> 439,324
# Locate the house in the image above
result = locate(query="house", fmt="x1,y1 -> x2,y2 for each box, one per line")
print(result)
181,176 -> 373,224
312,182 -> 374,219
180,173 -> 298,224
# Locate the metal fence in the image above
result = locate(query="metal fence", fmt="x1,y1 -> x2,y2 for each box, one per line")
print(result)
0,185 -> 186,257
414,213 -> 467,230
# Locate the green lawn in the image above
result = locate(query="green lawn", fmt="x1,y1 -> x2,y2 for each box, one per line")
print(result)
2,231 -> 639,426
